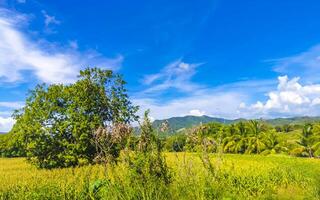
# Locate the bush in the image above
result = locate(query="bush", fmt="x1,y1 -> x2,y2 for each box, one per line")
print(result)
126,111 -> 172,192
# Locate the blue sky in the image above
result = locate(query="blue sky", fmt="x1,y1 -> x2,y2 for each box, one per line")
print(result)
2,0 -> 320,131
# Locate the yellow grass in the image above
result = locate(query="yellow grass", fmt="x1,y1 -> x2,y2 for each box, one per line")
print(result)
1,153 -> 320,199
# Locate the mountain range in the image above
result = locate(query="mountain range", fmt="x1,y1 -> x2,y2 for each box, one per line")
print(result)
152,115 -> 320,132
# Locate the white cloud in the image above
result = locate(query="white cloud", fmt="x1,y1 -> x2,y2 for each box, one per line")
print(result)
189,109 -> 205,116
141,59 -> 203,93
0,116 -> 14,132
240,76 -> 320,118
0,8 -> 123,84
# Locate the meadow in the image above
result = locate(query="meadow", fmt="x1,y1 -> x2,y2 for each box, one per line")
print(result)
1,153 -> 320,200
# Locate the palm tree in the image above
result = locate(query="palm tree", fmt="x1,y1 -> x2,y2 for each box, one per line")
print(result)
291,124 -> 320,158
248,120 -> 263,136
300,124 -> 313,157
223,122 -> 249,154
223,134 -> 241,153
245,136 -> 266,154
245,120 -> 267,154
237,121 -> 247,136
261,131 -> 287,155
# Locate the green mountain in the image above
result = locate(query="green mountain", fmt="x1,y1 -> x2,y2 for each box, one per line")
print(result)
152,115 -> 320,133
153,115 -> 233,132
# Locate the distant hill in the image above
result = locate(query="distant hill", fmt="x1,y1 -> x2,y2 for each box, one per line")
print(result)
153,115 -> 233,132
265,116 -> 320,126
152,115 -> 320,133
0,132 -> 7,134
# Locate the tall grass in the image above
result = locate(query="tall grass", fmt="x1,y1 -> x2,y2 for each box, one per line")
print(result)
1,153 -> 320,200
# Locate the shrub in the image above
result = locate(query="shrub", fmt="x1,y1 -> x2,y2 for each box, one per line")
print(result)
125,111 -> 172,198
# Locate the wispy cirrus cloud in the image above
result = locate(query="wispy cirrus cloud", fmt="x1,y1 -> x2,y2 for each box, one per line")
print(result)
42,10 -> 60,27
133,58 -> 279,120
134,75 -> 276,120
41,10 -> 60,33
136,79 -> 274,121
272,44 -> 320,81
141,59 -> 203,94
0,8 -> 123,84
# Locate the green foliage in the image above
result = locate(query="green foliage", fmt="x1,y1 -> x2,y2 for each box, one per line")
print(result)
179,120 -> 320,157
10,68 -> 138,168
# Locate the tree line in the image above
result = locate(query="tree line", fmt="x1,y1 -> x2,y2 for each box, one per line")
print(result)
163,120 -> 320,158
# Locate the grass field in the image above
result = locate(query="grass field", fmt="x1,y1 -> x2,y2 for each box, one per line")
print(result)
1,153 -> 320,200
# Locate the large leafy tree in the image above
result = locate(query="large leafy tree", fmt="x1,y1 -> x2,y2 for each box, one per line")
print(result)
13,68 -> 138,168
